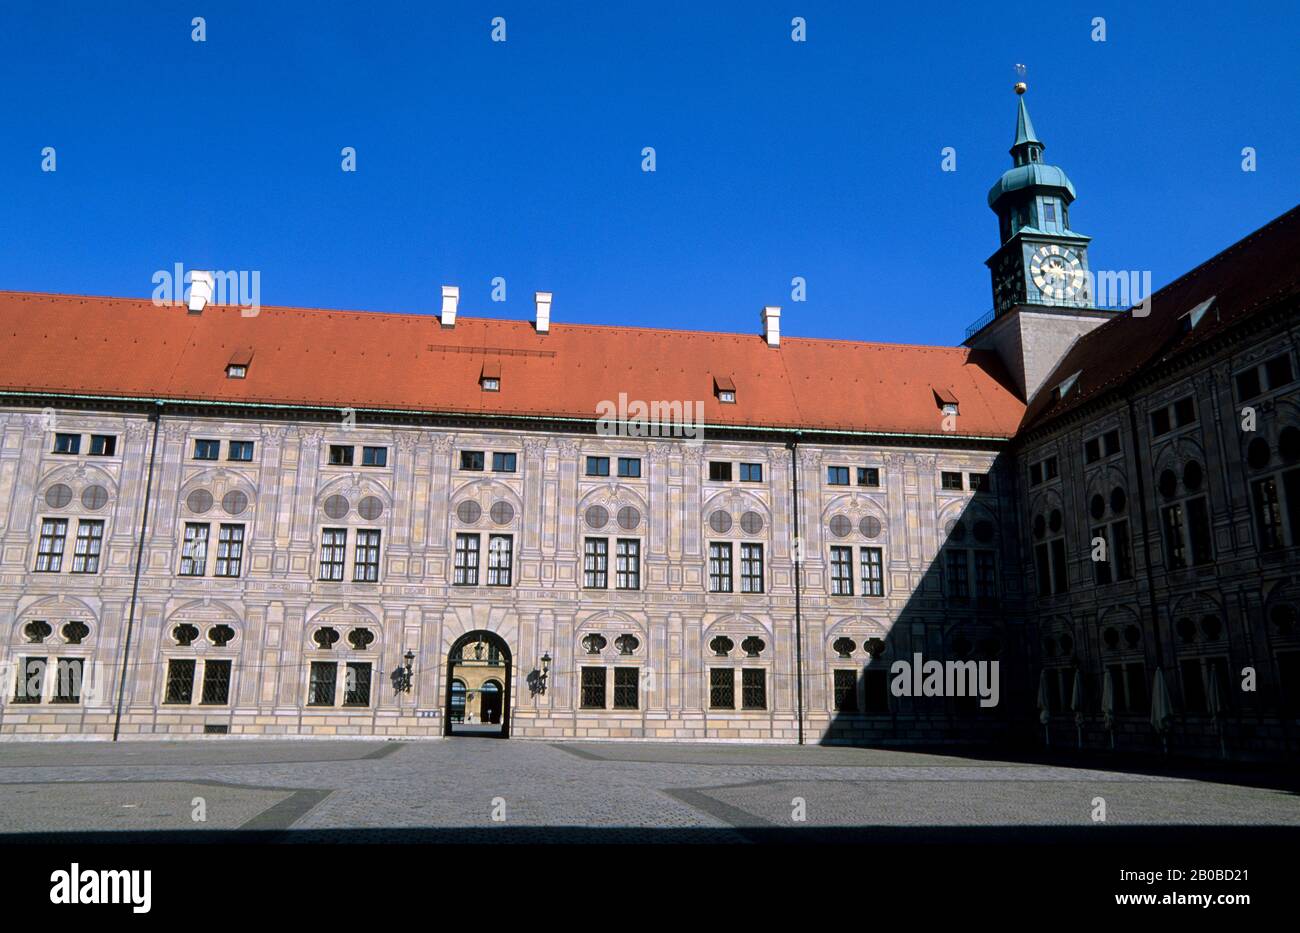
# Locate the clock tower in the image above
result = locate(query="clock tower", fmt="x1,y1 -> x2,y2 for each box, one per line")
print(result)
986,85 -> 1093,310
965,83 -> 1114,401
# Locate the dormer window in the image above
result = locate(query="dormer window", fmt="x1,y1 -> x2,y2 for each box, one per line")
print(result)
714,375 -> 737,404
481,361 -> 501,392
1179,296 -> 1216,334
1054,370 -> 1082,402
226,348 -> 253,379
933,387 -> 959,417
481,377 -> 500,392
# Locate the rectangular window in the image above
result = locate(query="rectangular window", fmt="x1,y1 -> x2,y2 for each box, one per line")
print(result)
328,444 -> 354,466
946,548 -> 969,598
740,543 -> 764,593
354,529 -> 381,582
830,545 -> 853,596
1162,504 -> 1187,568
164,658 -> 196,704
1151,408 -> 1172,436
615,538 -> 640,590
863,669 -> 890,713
1043,201 -> 1056,223
709,668 -> 734,709
941,471 -> 964,490
833,669 -> 858,712
487,534 -> 513,586
709,542 -> 733,593
13,657 -> 46,704
1125,663 -> 1149,714
1050,538 -> 1069,593
1180,658 -> 1207,714
1092,526 -> 1112,585
1044,457 -> 1059,480
228,441 -> 254,462
827,466 -> 850,486
344,662 -> 372,707
194,438 -> 220,460
180,523 -> 209,576
53,433 -> 80,455
1029,462 -> 1043,486
740,462 -> 763,482
53,658 -> 83,703
201,659 -> 232,705
974,550 -> 996,598
71,520 -> 104,574
460,450 -> 485,471
1034,542 -> 1052,596
362,446 -> 388,467
1236,367 -> 1262,400
708,461 -> 732,482
89,434 -> 116,456
584,538 -> 608,589
453,533 -> 480,585
1112,520 -> 1133,581
742,668 -> 767,710
1253,478 -> 1283,551
1084,437 -> 1101,464
318,528 -> 347,581
580,667 -> 606,709
617,457 -> 641,478
492,452 -> 517,472
1103,429 -> 1121,456
1286,468 -> 1300,544
861,547 -> 884,597
308,662 -> 337,706
585,456 -> 610,477
857,467 -> 880,487
1265,353 -> 1294,389
1186,496 -> 1212,566
1173,397 -> 1196,428
215,524 -> 244,577
35,518 -> 68,573
613,667 -> 639,710
969,472 -> 991,492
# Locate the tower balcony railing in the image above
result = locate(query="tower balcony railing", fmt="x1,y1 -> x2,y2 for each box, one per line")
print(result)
963,308 -> 997,340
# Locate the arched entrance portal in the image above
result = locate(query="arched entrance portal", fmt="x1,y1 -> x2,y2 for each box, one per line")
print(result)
445,630 -> 511,738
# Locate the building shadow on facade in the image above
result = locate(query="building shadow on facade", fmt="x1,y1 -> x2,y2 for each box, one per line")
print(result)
820,449 -> 1033,752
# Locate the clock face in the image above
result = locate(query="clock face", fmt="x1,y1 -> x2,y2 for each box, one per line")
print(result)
1029,244 -> 1086,301
993,255 -> 1021,308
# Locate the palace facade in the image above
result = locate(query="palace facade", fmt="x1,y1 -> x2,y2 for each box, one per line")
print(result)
2,93 -> 1297,757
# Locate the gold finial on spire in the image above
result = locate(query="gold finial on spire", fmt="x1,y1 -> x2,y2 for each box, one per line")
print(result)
1013,63 -> 1027,95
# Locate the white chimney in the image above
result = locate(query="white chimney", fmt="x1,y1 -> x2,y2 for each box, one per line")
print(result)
440,285 -> 459,328
534,291 -> 552,334
761,305 -> 781,347
188,270 -> 214,313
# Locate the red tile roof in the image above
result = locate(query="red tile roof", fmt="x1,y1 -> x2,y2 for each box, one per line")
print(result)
1023,204 -> 1300,432
0,292 -> 1025,439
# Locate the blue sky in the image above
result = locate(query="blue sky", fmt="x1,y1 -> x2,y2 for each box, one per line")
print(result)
1,1 -> 1295,345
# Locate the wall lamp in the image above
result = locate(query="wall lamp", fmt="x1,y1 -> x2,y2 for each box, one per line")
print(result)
529,653 -> 552,696
394,649 -> 415,693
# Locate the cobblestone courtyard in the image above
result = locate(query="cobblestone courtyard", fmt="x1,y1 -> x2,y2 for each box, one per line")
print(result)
1,739 -> 1298,843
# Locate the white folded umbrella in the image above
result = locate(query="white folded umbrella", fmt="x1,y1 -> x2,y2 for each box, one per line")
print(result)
1151,667 -> 1173,755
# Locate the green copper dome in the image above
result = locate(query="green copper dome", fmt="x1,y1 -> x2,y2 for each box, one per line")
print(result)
987,93 -> 1077,210
987,162 -> 1077,209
